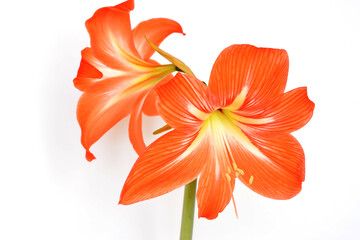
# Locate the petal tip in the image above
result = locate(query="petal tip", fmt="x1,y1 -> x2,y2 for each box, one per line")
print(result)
299,86 -> 315,111
198,211 -> 218,220
85,150 -> 96,162
115,0 -> 134,11
176,25 -> 185,36
172,21 -> 185,36
118,194 -> 133,205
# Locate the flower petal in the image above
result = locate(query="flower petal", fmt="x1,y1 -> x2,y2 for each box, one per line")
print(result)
194,110 -> 240,219
117,0 -> 134,11
77,76 -> 142,161
197,153 -> 235,220
209,44 -> 289,108
156,73 -> 218,132
142,74 -> 173,116
132,18 -> 184,60
266,87 -> 314,133
120,130 -> 209,205
239,87 -> 314,134
141,87 -> 158,116
85,1 -> 142,70
227,127 -> 305,199
129,92 -> 148,155
73,48 -> 103,91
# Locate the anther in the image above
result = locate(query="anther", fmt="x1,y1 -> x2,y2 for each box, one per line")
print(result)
249,175 -> 254,185
237,168 -> 244,176
232,162 -> 238,170
232,162 -> 244,175
225,173 -> 231,182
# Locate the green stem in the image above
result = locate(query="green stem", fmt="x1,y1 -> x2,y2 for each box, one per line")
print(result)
180,179 -> 197,240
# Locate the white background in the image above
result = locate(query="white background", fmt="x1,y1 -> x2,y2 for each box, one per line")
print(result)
1,0 -> 360,239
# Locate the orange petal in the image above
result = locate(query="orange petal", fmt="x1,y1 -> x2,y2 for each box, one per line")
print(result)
209,44 -> 289,108
85,1 -> 140,70
233,87 -> 315,136
197,153 -> 235,220
77,76 -> 142,161
265,87 -> 314,133
73,48 -> 103,91
141,87 -> 158,116
129,92 -> 148,155
156,73 -> 218,132
132,18 -> 184,60
142,74 -> 173,116
194,110 -> 240,219
228,130 -> 305,199
120,130 -> 209,205
116,0 -> 134,11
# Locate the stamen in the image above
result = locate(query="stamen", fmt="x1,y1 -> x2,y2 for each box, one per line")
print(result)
225,173 -> 231,182
227,166 -> 232,173
249,175 -> 254,185
224,173 -> 238,219
237,168 -> 244,176
231,193 -> 239,219
232,162 -> 238,170
234,167 -> 244,178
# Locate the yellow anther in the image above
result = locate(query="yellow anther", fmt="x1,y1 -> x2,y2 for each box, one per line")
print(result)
235,172 -> 240,178
237,168 -> 244,176
249,175 -> 254,185
231,162 -> 244,176
225,173 -> 231,182
227,166 -> 232,173
232,162 -> 238,170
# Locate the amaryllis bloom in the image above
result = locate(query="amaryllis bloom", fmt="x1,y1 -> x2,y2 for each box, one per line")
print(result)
120,45 -> 315,219
74,0 -> 184,160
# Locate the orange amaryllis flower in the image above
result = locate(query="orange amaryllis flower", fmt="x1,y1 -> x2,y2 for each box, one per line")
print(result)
120,44 -> 315,219
74,0 -> 185,160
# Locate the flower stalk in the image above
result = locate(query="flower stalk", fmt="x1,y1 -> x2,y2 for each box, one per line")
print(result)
180,179 -> 197,240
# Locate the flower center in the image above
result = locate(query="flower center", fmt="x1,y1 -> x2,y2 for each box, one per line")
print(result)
202,110 -> 251,177
201,108 -> 269,185
103,64 -> 176,110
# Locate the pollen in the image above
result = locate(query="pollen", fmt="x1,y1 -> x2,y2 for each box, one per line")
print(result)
225,173 -> 231,182
249,175 -> 254,185
227,166 -> 232,173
